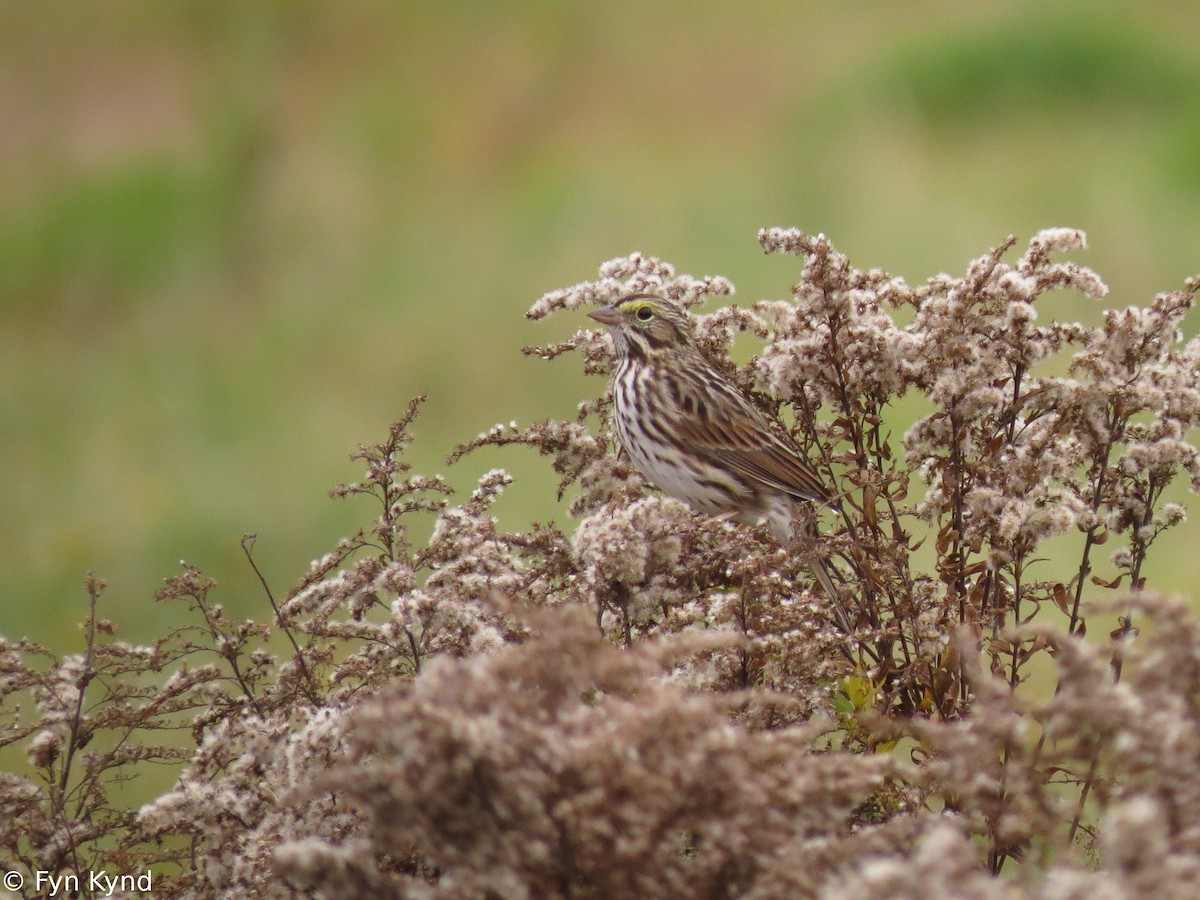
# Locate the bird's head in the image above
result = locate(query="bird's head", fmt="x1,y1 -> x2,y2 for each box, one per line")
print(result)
588,294 -> 695,359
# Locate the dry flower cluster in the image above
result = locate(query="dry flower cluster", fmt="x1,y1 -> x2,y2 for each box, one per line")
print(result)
2,228 -> 1200,897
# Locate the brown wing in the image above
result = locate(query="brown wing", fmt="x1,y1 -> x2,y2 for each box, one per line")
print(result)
668,361 -> 830,504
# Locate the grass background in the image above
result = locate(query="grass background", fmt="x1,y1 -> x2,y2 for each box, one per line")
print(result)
3,1 -> 1200,648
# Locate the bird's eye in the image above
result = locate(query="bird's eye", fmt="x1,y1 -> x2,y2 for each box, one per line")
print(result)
635,306 -> 653,321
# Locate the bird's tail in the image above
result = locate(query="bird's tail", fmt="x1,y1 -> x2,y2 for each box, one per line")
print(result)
785,500 -> 855,635
810,557 -> 854,636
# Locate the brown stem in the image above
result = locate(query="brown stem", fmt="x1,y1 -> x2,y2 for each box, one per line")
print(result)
1068,752 -> 1101,846
242,536 -> 320,703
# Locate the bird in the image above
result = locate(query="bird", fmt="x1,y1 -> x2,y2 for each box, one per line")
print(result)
588,293 -> 849,626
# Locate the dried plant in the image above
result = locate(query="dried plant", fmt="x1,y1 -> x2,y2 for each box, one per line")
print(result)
1,228 -> 1199,897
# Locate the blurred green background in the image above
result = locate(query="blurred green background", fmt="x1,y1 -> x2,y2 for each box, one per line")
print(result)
3,1 -> 1200,647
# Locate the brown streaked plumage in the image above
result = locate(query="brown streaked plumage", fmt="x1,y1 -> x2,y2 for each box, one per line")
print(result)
589,294 -> 846,614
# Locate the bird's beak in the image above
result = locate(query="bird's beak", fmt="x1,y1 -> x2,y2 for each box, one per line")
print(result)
588,305 -> 622,326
